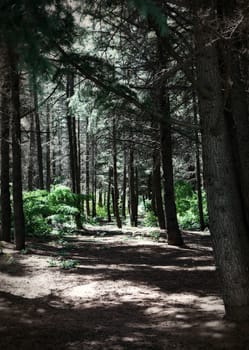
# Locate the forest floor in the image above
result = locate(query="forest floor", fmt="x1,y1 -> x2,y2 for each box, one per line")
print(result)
0,224 -> 249,350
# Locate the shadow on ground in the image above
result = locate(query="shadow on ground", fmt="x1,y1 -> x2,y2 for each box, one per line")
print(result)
1,230 -> 249,349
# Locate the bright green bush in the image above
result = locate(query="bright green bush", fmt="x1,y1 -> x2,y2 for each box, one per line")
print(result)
175,180 -> 208,229
96,205 -> 107,219
23,190 -> 51,236
23,185 -> 84,237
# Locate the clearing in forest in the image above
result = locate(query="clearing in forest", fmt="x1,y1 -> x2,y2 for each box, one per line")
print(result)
0,225 -> 248,350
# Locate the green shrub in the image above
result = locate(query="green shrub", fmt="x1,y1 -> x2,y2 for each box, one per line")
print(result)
23,190 -> 51,237
149,230 -> 161,241
96,205 -> 107,218
175,180 -> 208,229
60,259 -> 79,269
23,185 -> 84,237
144,210 -> 158,227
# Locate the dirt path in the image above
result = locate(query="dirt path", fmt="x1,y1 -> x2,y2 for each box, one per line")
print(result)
0,225 -> 248,349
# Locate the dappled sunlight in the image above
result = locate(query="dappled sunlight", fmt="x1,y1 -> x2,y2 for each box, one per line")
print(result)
1,230 -> 248,349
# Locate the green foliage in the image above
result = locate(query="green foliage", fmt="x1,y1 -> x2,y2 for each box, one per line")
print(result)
144,210 -> 158,227
23,185 -> 84,237
60,259 -> 79,270
47,258 -> 58,267
23,190 -> 52,236
96,205 -> 107,218
20,248 -> 31,255
175,180 -> 208,229
128,0 -> 168,35
149,230 -> 161,241
0,0 -> 76,76
47,258 -> 79,269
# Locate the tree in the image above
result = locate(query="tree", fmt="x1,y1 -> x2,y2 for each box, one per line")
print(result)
0,40 -> 12,242
9,47 -> 26,250
195,0 -> 249,321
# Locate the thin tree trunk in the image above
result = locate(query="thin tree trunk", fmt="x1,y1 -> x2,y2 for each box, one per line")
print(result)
112,117 -> 122,228
85,116 -> 90,218
28,113 -> 35,191
160,118 -> 182,245
122,150 -> 127,219
46,104 -> 51,192
9,47 -> 25,250
152,150 -> 166,229
66,73 -> 82,228
91,135 -> 96,218
192,89 -> 205,230
66,73 -> 76,193
98,191 -> 103,207
0,42 -> 11,242
107,167 -> 112,222
33,76 -> 44,189
129,147 -> 138,227
154,28 -> 183,246
51,115 -> 57,182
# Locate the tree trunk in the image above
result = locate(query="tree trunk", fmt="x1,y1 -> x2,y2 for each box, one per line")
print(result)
128,147 -> 138,227
46,104 -> 51,192
98,191 -> 103,207
155,29 -> 183,246
66,73 -> 82,228
9,47 -> 25,250
66,73 -> 76,193
160,118 -> 183,245
122,150 -> 127,219
195,8 -> 249,321
192,89 -> 205,230
85,116 -> 90,218
33,76 -> 44,189
0,42 -> 11,242
107,167 -> 112,222
112,117 -> 122,228
28,113 -> 35,191
91,135 -> 96,218
152,150 -> 166,229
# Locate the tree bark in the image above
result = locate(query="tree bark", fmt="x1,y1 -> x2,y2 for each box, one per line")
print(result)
91,135 -> 96,218
33,76 -> 44,190
0,42 -> 12,242
195,6 -> 249,320
192,88 -> 205,230
128,147 -> 138,227
107,167 -> 112,222
66,73 -> 76,193
112,117 -> 122,228
46,104 -> 51,192
154,28 -> 183,246
122,150 -> 127,219
9,47 -> 25,250
28,113 -> 35,191
152,150 -> 166,229
66,73 -> 82,228
160,118 -> 183,245
85,116 -> 91,218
